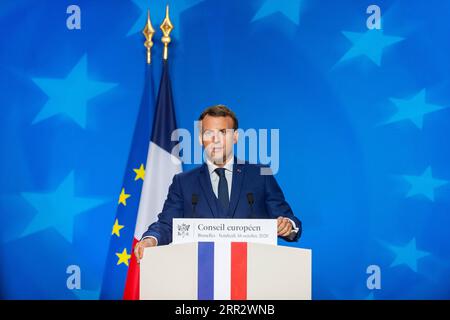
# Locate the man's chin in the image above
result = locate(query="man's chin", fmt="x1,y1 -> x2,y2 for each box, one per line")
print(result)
208,154 -> 227,165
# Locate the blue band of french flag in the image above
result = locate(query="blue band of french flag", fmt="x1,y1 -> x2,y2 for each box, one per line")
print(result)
198,242 -> 214,300
197,242 -> 247,300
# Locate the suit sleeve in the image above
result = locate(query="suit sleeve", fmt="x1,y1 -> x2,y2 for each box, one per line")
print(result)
264,171 -> 302,242
141,173 -> 184,245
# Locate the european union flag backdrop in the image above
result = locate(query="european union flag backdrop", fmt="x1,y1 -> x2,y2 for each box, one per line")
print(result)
1,0 -> 450,299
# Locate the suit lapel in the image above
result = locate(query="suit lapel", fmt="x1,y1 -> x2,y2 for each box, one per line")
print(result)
198,163 -> 218,218
228,161 -> 245,218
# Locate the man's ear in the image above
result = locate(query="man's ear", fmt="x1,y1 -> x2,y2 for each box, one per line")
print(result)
233,129 -> 239,144
197,121 -> 204,147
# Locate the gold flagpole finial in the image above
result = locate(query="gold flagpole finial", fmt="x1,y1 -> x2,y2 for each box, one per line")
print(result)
160,5 -> 174,60
142,9 -> 155,64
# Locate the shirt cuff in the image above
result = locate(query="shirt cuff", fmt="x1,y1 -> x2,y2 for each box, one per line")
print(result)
141,235 -> 158,246
287,218 -> 299,234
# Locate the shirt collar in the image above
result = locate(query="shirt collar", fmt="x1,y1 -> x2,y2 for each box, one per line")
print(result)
206,156 -> 234,176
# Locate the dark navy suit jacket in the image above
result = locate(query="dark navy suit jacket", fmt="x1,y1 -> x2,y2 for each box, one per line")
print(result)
142,161 -> 302,245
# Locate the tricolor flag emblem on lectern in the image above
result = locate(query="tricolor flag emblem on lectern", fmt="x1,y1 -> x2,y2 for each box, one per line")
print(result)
198,242 -> 248,300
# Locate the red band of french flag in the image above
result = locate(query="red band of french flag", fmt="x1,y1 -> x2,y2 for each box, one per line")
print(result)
197,242 -> 248,300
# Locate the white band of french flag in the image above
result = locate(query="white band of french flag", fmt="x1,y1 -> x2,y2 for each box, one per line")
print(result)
198,242 -> 248,300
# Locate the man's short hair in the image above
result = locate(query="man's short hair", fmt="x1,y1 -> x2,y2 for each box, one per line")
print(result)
198,105 -> 238,130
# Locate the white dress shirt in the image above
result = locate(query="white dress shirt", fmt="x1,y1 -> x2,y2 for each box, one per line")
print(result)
206,157 -> 234,200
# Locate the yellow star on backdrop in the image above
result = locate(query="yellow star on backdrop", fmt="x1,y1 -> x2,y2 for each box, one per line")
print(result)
118,188 -> 130,206
116,248 -> 131,266
111,218 -> 124,237
133,164 -> 145,181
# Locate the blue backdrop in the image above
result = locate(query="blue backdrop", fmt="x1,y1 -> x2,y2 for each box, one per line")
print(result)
1,0 -> 450,299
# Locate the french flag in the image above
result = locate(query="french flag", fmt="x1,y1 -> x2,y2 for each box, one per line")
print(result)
198,242 -> 248,300
123,59 -> 182,299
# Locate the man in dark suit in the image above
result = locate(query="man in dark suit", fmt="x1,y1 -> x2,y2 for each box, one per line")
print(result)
134,105 -> 302,261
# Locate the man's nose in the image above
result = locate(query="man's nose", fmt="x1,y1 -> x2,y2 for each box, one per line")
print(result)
211,132 -> 220,143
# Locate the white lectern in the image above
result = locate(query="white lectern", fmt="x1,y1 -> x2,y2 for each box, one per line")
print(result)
140,241 -> 311,300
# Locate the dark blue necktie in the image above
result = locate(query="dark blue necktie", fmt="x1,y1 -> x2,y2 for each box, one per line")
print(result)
215,168 -> 229,211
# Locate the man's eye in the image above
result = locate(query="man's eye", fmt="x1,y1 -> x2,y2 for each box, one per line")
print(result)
203,131 -> 213,139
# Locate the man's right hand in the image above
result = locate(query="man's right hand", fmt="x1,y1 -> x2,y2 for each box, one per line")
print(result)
134,237 -> 157,263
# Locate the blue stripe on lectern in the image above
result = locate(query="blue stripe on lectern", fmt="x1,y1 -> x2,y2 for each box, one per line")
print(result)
198,242 -> 214,300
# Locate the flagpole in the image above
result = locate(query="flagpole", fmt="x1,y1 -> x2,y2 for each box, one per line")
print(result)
160,5 -> 174,60
142,9 -> 155,64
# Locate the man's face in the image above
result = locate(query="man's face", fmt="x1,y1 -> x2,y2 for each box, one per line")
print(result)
199,115 -> 238,165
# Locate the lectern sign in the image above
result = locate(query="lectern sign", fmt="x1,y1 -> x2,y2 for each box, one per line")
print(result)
172,218 -> 277,245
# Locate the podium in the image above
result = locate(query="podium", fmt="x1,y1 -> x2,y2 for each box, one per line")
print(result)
140,241 -> 312,300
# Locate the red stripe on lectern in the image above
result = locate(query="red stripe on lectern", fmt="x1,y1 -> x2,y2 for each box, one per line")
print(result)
123,237 -> 139,300
231,242 -> 247,300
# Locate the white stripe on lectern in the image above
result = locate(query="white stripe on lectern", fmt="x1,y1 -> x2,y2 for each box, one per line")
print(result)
214,242 -> 231,300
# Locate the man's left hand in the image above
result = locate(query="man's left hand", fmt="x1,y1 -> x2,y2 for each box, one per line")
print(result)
277,216 -> 293,237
